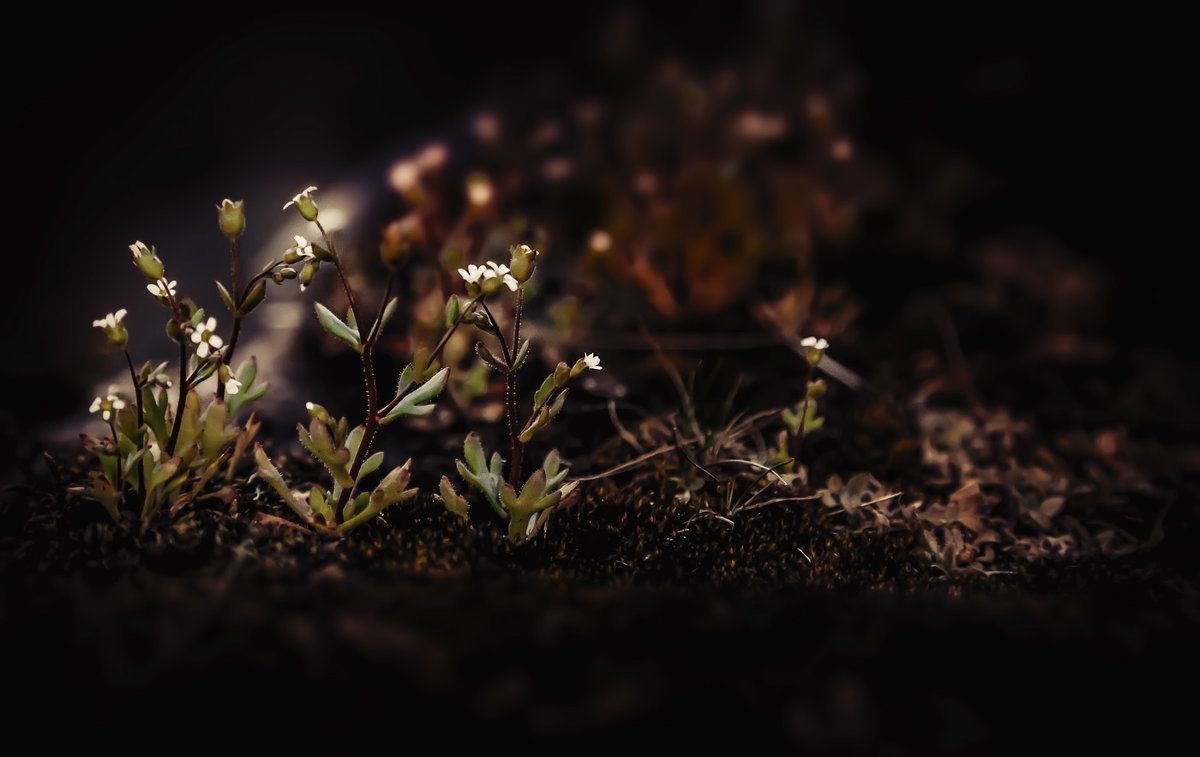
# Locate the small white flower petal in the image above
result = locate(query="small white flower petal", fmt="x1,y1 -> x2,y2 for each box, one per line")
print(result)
90,397 -> 102,412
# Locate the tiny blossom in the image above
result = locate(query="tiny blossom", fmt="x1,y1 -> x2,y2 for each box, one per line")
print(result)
800,336 -> 829,351
283,186 -> 318,211
485,261 -> 519,291
92,309 -> 127,330
147,279 -> 177,299
582,353 -> 603,371
191,316 -> 224,359
89,386 -> 126,422
288,235 -> 315,259
458,264 -> 485,285
225,376 -> 242,395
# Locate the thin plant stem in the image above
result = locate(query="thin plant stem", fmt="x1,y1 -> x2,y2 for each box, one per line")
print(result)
123,348 -> 146,494
506,287 -> 525,487
166,340 -> 188,457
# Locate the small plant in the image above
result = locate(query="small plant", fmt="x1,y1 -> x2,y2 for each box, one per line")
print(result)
435,244 -> 596,540
250,189 -> 598,540
73,199 -> 279,524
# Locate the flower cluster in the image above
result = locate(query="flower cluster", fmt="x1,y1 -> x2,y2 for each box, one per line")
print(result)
458,261 -> 519,296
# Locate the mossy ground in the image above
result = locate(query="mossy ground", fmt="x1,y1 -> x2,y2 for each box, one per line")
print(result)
2,433 -> 1195,751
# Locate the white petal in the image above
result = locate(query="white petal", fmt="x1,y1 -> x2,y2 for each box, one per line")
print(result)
197,343 -> 209,359
209,335 -> 224,349
90,397 -> 102,412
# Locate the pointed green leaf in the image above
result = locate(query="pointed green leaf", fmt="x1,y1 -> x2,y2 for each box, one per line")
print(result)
475,342 -> 507,373
314,302 -> 362,351
238,281 -> 267,316
357,451 -> 385,482
381,367 -> 449,423
378,297 -> 399,333
512,339 -> 531,372
216,280 -> 236,312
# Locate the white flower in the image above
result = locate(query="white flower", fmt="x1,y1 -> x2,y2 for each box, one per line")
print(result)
283,185 -> 318,211
129,241 -> 151,260
225,376 -> 242,395
92,309 -> 127,329
800,336 -> 828,351
89,386 -> 126,422
283,186 -> 320,220
458,264 -> 487,285
288,235 -> 315,259
191,316 -> 224,359
147,279 -> 177,299
582,352 -> 602,371
486,261 -> 519,291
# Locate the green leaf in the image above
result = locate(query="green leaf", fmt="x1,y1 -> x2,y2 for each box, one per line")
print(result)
314,302 -> 361,351
298,419 -> 353,489
253,445 -> 312,522
381,367 -> 449,423
475,342 -> 507,373
216,280 -> 236,312
378,297 -> 399,333
439,476 -> 469,519
533,373 -> 555,410
512,339 -> 531,372
238,281 -> 267,316
357,451 -> 385,482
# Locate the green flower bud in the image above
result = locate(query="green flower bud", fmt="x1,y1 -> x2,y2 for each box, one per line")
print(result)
238,281 -> 267,315
279,267 -> 297,279
217,198 -> 245,239
299,260 -> 318,291
166,319 -> 184,343
553,361 -> 570,388
130,241 -> 164,281
509,244 -> 538,283
305,401 -> 330,425
283,186 -> 319,221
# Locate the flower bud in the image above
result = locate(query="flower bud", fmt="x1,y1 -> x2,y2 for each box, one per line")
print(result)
553,361 -> 570,388
509,244 -> 537,283
299,261 -> 318,291
130,241 -> 164,281
283,186 -> 319,221
305,401 -> 330,425
217,199 -> 245,239
238,281 -> 267,315
166,319 -> 184,343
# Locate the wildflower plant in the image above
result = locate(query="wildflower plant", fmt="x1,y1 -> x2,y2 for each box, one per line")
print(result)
73,197 -> 288,523
436,243 -> 593,541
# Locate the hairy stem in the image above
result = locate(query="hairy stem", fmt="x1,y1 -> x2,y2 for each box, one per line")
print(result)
217,239 -> 240,401
506,287 -> 525,487
123,348 -> 146,494
166,339 -> 188,457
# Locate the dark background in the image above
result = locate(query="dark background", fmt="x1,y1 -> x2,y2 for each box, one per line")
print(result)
7,2 -> 1182,434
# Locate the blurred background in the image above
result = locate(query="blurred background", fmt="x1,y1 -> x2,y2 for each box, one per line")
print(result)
6,1 -> 1182,439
